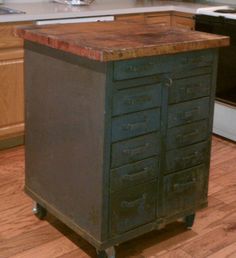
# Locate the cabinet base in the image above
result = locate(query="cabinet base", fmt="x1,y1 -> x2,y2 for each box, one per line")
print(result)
0,135 -> 24,150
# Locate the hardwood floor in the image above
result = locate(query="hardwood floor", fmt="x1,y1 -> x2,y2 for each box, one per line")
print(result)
0,136 -> 235,258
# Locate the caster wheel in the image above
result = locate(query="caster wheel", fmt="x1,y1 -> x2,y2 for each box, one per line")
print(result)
97,247 -> 115,258
32,202 -> 47,220
185,213 -> 195,229
97,250 -> 107,258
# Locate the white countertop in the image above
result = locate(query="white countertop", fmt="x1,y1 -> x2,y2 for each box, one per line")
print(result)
0,0 -> 211,23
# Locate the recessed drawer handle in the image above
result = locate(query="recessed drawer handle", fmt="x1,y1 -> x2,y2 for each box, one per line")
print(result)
182,151 -> 199,162
122,143 -> 150,156
177,130 -> 199,143
125,95 -> 152,106
122,119 -> 147,131
127,62 -> 154,73
122,167 -> 150,181
186,84 -> 200,94
183,107 -> 200,120
121,193 -> 147,208
173,178 -> 196,191
182,57 -> 203,65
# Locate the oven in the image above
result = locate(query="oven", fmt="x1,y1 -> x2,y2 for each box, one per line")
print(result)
196,6 -> 236,141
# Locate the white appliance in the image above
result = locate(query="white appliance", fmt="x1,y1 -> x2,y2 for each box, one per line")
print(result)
36,16 -> 114,25
196,6 -> 236,142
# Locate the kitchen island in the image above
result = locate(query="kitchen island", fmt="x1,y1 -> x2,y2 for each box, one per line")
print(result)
17,21 -> 229,258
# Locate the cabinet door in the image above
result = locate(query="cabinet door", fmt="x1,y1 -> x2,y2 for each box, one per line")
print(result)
0,49 -> 24,139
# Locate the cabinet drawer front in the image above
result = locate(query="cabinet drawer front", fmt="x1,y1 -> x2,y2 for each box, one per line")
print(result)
114,50 -> 214,81
165,141 -> 209,173
164,164 -> 207,217
111,157 -> 159,191
146,15 -> 171,26
112,109 -> 160,142
111,133 -> 160,168
167,120 -> 209,150
169,74 -> 212,104
110,181 -> 156,235
168,97 -> 210,128
114,55 -> 170,80
113,84 -> 162,116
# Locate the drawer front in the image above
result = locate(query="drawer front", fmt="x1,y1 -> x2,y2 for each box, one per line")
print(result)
111,157 -> 159,191
114,50 -> 214,81
114,55 -> 171,80
146,15 -> 171,26
113,84 -> 162,116
168,97 -> 210,128
173,50 -> 214,72
169,74 -> 212,104
110,181 -> 156,235
165,141 -> 209,173
167,120 -> 209,150
164,164 -> 208,217
111,133 -> 160,168
112,109 -> 160,142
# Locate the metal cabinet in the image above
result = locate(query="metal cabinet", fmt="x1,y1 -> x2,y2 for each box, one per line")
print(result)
24,42 -> 218,257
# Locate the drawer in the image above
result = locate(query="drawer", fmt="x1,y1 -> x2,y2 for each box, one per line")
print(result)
164,164 -> 208,217
168,97 -> 210,128
112,109 -> 160,142
111,157 -> 159,191
114,55 -> 171,80
113,84 -> 162,116
111,133 -> 160,168
167,120 -> 209,150
165,141 -> 209,174
168,74 -> 212,104
113,50 -> 214,81
110,181 -> 156,235
173,50 -> 214,72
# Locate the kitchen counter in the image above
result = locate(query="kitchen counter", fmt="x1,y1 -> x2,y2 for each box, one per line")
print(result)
1,0 -> 212,23
16,20 -> 229,61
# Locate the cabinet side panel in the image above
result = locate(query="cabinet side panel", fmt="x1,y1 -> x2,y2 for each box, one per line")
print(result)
24,44 -> 106,241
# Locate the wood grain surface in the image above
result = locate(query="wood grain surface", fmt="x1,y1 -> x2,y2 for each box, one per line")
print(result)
16,21 -> 229,61
0,135 -> 235,258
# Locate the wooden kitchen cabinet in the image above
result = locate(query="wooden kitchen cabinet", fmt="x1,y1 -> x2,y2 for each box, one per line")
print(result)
0,22 -> 31,149
172,12 -> 195,30
116,12 -> 194,30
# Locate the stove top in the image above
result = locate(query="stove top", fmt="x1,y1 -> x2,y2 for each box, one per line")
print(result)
197,6 -> 236,19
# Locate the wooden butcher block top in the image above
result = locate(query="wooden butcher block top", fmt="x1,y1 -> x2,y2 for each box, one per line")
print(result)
16,21 -> 229,62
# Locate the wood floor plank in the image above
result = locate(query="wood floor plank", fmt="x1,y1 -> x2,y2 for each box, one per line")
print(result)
9,237 -> 79,258
0,136 -> 235,258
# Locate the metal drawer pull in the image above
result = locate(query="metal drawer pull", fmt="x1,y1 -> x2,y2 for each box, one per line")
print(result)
173,178 -> 196,191
183,107 -> 200,119
123,143 -> 150,156
121,193 -> 147,208
125,95 -> 152,106
165,78 -> 173,87
122,119 -> 147,131
127,62 -> 154,73
122,167 -> 150,181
